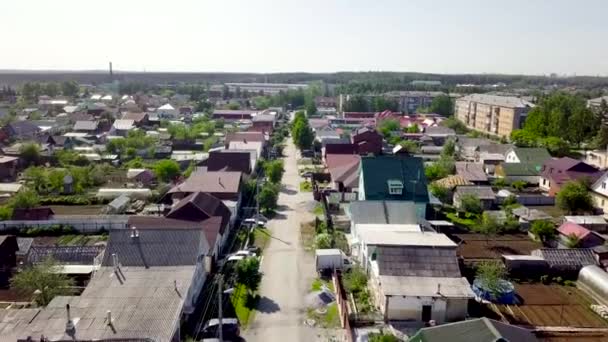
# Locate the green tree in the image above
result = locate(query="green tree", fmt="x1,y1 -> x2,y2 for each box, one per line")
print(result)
0,205 -> 13,220
429,183 -> 450,203
441,116 -> 468,134
305,99 -> 317,116
11,258 -> 74,306
343,95 -> 369,112
424,157 -> 455,181
459,193 -> 482,214
405,124 -> 420,133
429,94 -> 454,116
441,139 -> 456,158
264,160 -> 285,184
368,333 -> 400,342
314,233 -> 332,249
556,180 -> 593,214
510,129 -> 539,147
48,169 -> 68,193
153,160 -> 181,182
371,97 -> 398,112
530,220 -> 556,243
475,212 -> 500,235
565,233 -> 582,248
43,82 -> 59,97
378,119 -> 400,137
23,167 -> 48,193
258,183 -> 279,214
475,261 -> 507,297
61,81 -> 79,97
227,102 -> 240,110
20,143 -> 41,166
11,190 -> 40,209
235,257 -> 263,294
511,180 -> 527,192
291,112 -> 314,150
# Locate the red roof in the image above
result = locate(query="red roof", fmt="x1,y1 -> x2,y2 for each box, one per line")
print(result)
558,222 -> 591,239
541,157 -> 602,186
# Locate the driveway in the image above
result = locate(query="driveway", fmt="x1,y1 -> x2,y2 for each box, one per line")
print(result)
243,139 -> 321,342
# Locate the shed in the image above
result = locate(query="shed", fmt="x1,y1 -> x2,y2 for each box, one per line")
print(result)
578,265 -> 608,306
106,194 -> 131,214
453,185 -> 496,210
564,215 -> 608,233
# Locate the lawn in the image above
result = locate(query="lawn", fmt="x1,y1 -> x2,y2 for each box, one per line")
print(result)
300,221 -> 316,252
299,181 -> 312,192
311,278 -> 335,292
230,284 -> 258,328
313,203 -> 324,216
306,303 -> 341,328
446,212 -> 477,229
251,227 -> 271,251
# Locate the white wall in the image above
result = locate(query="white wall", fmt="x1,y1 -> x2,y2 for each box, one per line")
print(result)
505,151 -> 520,163
539,177 -> 551,191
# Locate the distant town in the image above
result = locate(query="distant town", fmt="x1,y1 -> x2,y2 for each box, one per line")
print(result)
1,71 -> 608,342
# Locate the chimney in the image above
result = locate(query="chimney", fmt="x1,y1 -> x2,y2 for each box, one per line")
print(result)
106,310 -> 112,326
436,284 -> 441,295
219,177 -> 224,188
65,304 -> 75,335
109,61 -> 113,78
112,253 -> 119,271
130,226 -> 139,239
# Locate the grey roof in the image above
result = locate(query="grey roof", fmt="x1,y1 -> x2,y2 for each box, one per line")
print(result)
454,185 -> 496,200
412,317 -> 538,342
532,248 -> 597,269
16,237 -> 34,256
424,126 -> 456,136
347,201 -> 417,225
102,228 -> 209,267
108,193 -> 131,210
455,162 -> 488,182
251,114 -> 275,122
7,266 -> 195,342
73,120 -> 98,131
458,94 -> 534,108
376,245 -> 461,277
379,275 -> 473,298
27,246 -> 104,265
512,207 -> 552,221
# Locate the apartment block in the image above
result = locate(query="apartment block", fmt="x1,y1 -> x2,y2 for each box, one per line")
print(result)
455,94 -> 533,137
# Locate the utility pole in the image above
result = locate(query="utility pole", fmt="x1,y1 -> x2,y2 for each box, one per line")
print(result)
218,275 -> 224,342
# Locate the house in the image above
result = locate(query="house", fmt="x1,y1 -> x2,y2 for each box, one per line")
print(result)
495,163 -> 542,184
591,171 -> 608,218
0,235 -> 18,287
127,168 -> 156,186
325,154 -> 360,192
314,128 -> 341,143
228,140 -> 264,160
315,96 -> 337,108
212,109 -> 254,121
72,120 -> 99,133
157,103 -> 178,118
225,131 -> 266,147
207,150 -> 252,174
352,127 -> 383,155
2,121 -> 41,141
424,126 -> 456,145
358,156 -> 429,218
251,113 -> 276,133
322,140 -> 357,160
167,192 -> 233,228
357,230 -> 473,323
453,185 -> 496,210
455,162 -> 488,184
0,156 -> 19,180
11,207 -> 55,221
6,225 -> 211,341
122,111 -> 149,126
564,215 -> 608,233
505,147 -> 551,166
540,157 -> 602,196
111,119 -> 135,136
531,248 -> 597,273
409,317 -> 538,342
129,215 -> 226,260
168,171 -> 242,207
557,222 -> 605,248
511,206 -> 552,228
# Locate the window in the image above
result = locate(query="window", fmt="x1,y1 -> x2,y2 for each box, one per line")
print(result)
603,182 -> 606,189
387,179 -> 403,195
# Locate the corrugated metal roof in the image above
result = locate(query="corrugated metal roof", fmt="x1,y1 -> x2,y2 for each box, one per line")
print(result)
360,231 -> 456,247
376,244 -> 460,277
379,275 -> 473,298
348,201 -> 417,225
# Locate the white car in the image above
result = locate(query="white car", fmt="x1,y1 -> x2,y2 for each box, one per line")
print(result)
233,250 -> 257,258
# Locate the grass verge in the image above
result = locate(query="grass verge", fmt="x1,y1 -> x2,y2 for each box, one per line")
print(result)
252,227 -> 271,251
306,303 -> 340,328
446,212 -> 477,229
299,181 -> 312,192
231,284 -> 258,328
311,278 -> 335,292
300,221 -> 316,252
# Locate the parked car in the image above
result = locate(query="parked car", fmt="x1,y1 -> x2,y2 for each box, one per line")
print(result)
200,318 -> 240,341
233,250 -> 257,258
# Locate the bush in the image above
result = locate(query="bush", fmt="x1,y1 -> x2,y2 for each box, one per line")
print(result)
314,233 -> 332,249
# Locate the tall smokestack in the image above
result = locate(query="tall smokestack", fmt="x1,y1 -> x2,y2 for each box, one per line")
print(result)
109,62 -> 113,79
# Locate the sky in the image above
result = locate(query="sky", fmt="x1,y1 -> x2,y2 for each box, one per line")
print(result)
2,0 -> 608,75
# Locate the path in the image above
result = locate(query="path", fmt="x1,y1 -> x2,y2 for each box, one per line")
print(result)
244,139 -> 320,342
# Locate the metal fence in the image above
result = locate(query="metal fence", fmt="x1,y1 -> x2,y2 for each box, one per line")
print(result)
0,215 -> 129,233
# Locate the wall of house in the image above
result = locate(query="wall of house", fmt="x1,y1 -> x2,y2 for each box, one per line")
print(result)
384,295 -> 447,323
540,177 -> 551,192
592,192 -> 608,218
505,151 -> 520,163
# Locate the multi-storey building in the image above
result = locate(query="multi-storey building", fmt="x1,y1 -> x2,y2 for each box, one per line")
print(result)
455,94 -> 533,137
383,91 -> 445,114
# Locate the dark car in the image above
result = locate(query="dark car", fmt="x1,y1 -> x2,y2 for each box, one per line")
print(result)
200,318 -> 240,341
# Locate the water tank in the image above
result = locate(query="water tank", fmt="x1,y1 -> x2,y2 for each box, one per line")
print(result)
472,279 -> 516,304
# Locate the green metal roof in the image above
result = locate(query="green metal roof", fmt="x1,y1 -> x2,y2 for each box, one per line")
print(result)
501,163 -> 541,176
512,147 -> 551,166
409,318 -> 538,342
360,155 -> 429,202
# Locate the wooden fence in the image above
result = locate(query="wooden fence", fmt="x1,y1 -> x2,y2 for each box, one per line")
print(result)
333,270 -> 354,342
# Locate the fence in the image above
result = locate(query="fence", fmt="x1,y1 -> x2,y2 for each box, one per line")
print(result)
333,270 -> 353,342
0,215 -> 129,233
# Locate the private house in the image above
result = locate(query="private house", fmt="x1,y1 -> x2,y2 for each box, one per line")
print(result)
357,230 -> 473,323
315,96 -> 337,108
358,156 -> 429,218
157,103 -> 178,118
207,150 -> 252,174
352,127 -> 383,155
122,112 -> 149,126
409,317 -> 538,342
251,113 -> 276,133
212,109 -> 254,121
5,226 -> 211,341
424,126 -> 456,145
168,171 -> 242,202
228,140 -> 264,160
326,154 -> 360,192
314,128 -> 341,143
540,157 -> 602,196
504,147 -> 551,166
455,162 -> 488,184
72,120 -> 99,134
111,119 -> 135,136
127,168 -> 156,186
347,201 -> 419,228
591,171 -> 608,217
564,215 -> 608,233
2,121 -> 42,141
531,248 -> 597,273
225,131 -> 266,147
0,235 -> 18,287
453,186 -> 496,210
495,163 -> 542,184
0,156 -> 18,180
322,139 -> 356,161
129,215 -> 226,260
167,192 -> 232,228
557,222 -> 605,248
